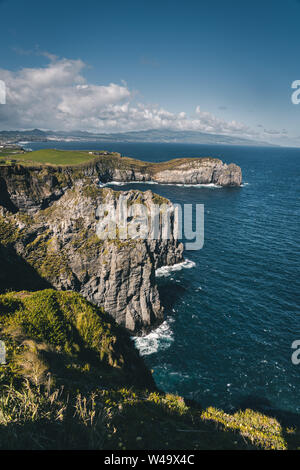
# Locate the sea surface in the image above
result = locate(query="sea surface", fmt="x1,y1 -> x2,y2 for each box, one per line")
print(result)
26,141 -> 300,420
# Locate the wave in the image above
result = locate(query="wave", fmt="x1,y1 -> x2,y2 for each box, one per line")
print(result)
100,181 -> 126,187
172,183 -> 221,188
133,318 -> 175,356
155,259 -> 196,277
103,180 -> 222,188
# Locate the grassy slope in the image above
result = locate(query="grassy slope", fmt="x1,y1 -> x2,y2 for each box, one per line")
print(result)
0,148 -> 219,172
0,290 -> 298,450
0,149 -> 115,166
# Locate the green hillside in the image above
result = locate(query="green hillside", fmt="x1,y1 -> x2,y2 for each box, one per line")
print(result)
0,148 -> 118,166
0,289 -> 298,450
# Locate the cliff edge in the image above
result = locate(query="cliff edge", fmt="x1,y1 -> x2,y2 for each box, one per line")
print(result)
0,167 -> 183,334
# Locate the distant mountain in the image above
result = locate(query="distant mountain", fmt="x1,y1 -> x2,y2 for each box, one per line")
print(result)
49,128 -> 275,146
0,128 -> 275,147
0,129 -> 48,142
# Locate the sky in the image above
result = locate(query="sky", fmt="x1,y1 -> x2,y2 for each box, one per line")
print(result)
1,0 -> 300,145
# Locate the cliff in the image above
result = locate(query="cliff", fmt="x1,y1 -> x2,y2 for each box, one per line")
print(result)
0,174 -> 183,334
0,152 -> 242,332
0,157 -> 297,451
0,152 -> 242,211
104,156 -> 242,186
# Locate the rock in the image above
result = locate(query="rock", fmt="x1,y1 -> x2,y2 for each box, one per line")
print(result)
0,183 -> 183,334
98,157 -> 242,187
0,155 -> 242,214
0,153 -> 242,333
0,164 -> 74,213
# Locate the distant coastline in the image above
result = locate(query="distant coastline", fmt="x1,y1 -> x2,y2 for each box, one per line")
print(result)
0,127 -> 277,147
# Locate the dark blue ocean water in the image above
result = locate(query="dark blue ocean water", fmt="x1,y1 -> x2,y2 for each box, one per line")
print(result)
26,141 -> 300,419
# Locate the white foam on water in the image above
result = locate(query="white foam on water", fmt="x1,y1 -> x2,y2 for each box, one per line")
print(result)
104,180 -> 222,188
133,318 -> 175,356
155,259 -> 196,277
173,182 -> 222,188
102,181 -> 126,186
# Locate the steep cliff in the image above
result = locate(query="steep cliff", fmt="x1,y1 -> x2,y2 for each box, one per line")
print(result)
0,156 -> 297,452
0,181 -> 183,334
0,152 -> 242,214
78,154 -> 242,186
0,164 -> 74,213
0,152 -> 240,332
105,156 -> 242,186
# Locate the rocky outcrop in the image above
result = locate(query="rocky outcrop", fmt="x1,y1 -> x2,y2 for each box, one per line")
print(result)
0,164 -> 74,213
106,158 -> 242,187
0,155 -> 242,214
0,153 -> 241,332
0,183 -> 183,334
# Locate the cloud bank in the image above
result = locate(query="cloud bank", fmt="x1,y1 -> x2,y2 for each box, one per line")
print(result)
0,56 -> 280,142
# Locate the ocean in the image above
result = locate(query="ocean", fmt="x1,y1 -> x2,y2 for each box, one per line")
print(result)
25,140 -> 300,421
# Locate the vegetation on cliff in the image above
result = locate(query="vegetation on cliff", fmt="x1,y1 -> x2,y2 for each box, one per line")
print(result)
0,290 -> 154,390
0,157 -> 295,450
0,290 -> 299,450
0,148 -> 120,167
0,148 -> 219,170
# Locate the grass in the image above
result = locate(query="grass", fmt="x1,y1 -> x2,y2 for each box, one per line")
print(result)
0,149 -> 120,167
0,148 -> 220,172
0,289 -> 155,391
0,383 -> 108,450
1,380 -> 298,450
0,289 -> 299,450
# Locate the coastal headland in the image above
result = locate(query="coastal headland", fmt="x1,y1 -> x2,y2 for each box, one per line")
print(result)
1,148 -> 297,450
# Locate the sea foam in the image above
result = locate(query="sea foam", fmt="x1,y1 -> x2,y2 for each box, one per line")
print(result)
133,318 -> 175,356
155,259 -> 196,277
103,181 -> 222,188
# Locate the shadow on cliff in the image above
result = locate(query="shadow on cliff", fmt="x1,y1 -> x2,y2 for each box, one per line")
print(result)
157,278 -> 186,313
0,177 -> 18,213
237,394 -> 300,426
0,243 -> 52,293
236,394 -> 300,448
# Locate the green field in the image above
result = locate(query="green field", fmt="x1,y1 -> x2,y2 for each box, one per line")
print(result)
0,148 -> 118,166
0,148 -> 219,173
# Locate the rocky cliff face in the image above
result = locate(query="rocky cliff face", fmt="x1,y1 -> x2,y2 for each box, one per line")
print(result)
0,176 -> 183,334
108,158 -> 242,187
0,155 -> 242,215
0,153 -> 241,332
0,164 -> 74,213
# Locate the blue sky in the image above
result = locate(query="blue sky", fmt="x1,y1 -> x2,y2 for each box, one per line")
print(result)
1,0 -> 300,145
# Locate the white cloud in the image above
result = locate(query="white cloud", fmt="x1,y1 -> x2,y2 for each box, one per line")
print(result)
0,55 -> 260,139
194,106 -> 252,135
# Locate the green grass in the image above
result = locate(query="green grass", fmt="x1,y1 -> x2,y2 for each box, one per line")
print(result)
0,289 -> 299,450
1,381 -> 298,450
0,289 -> 154,391
0,148 -> 219,171
0,149 -> 119,167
